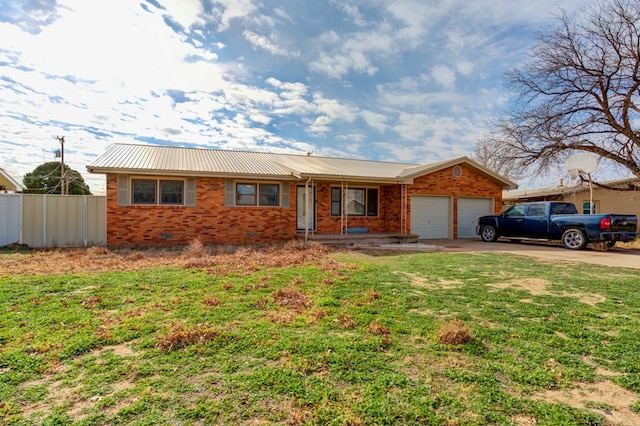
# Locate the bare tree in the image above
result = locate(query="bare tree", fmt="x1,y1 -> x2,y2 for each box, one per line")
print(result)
472,134 -> 526,181
477,0 -> 640,183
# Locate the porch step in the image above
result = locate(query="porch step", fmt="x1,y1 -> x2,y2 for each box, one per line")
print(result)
296,232 -> 419,247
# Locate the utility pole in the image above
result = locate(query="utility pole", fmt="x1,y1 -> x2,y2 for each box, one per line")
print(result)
55,136 -> 67,195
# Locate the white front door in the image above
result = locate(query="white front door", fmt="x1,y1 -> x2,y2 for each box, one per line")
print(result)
297,186 -> 316,230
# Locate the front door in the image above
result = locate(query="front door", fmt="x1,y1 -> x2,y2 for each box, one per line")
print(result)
297,186 -> 316,230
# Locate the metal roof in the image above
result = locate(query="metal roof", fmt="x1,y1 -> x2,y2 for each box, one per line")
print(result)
0,167 -> 24,191
87,143 -> 517,187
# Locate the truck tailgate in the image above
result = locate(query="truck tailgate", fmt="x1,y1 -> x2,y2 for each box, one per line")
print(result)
611,215 -> 638,232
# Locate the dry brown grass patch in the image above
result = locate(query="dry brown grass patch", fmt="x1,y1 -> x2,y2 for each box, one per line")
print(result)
86,245 -> 111,257
81,296 -> 102,309
367,289 -> 381,301
367,320 -> 390,336
266,310 -> 299,325
202,296 -> 221,307
437,319 -> 473,345
0,241 -> 335,276
273,286 -> 311,311
155,323 -> 223,352
334,315 -> 357,329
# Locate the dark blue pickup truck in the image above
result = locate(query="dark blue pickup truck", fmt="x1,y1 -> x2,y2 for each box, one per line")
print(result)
476,201 -> 638,250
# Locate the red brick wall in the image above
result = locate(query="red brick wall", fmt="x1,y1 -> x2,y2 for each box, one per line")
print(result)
405,165 -> 503,238
106,175 -> 297,246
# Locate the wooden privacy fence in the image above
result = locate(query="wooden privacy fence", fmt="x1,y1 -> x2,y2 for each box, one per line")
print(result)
0,194 -> 106,248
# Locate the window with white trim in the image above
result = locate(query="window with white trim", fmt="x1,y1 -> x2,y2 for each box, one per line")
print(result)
582,201 -> 598,214
131,179 -> 184,205
330,187 -> 378,216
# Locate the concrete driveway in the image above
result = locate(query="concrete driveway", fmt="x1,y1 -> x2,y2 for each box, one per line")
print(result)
423,238 -> 640,270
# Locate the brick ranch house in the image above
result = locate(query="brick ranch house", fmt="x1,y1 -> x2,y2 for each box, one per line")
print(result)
87,143 -> 517,246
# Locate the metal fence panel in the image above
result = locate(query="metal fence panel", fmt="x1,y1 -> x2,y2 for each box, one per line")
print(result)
5,194 -> 106,248
21,194 -> 45,248
45,195 -> 84,246
86,196 -> 107,246
0,194 -> 21,246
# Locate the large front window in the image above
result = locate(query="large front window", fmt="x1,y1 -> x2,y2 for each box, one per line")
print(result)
132,179 -> 184,205
331,187 -> 378,216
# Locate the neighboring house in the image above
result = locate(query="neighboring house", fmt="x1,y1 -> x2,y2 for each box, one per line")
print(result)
0,167 -> 24,193
87,143 -> 517,246
503,177 -> 640,217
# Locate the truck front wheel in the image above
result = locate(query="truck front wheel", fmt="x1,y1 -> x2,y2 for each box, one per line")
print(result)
480,226 -> 499,242
561,228 -> 588,250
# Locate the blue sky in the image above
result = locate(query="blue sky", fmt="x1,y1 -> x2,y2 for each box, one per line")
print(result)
0,0 -> 590,194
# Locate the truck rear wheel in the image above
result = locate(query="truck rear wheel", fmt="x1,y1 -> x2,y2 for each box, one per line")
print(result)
561,228 -> 588,250
480,226 -> 499,242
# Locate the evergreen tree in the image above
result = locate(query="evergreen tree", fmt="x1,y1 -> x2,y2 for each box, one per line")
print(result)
23,162 -> 91,195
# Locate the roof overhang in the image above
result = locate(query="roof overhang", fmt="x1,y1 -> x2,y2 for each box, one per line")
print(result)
87,166 -> 408,184
86,166 -> 301,181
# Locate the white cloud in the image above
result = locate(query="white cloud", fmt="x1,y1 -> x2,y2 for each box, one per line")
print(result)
309,116 -> 331,134
213,0 -> 258,31
456,61 -> 474,76
331,1 -> 367,27
313,95 -> 358,123
309,50 -> 378,80
243,30 -> 299,57
160,0 -> 205,29
431,65 -> 456,89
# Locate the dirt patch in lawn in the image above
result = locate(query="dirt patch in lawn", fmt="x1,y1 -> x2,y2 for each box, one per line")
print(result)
488,278 -> 606,306
400,272 -> 463,289
532,380 -> 640,426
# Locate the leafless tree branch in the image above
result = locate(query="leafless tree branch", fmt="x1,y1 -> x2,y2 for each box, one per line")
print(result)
473,0 -> 640,182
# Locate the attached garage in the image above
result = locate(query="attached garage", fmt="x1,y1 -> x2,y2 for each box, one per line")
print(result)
457,197 -> 493,238
410,195 -> 451,239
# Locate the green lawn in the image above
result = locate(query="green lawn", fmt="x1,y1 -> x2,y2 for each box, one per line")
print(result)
1,247 -> 639,425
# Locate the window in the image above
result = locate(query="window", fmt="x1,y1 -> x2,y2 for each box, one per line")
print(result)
260,184 -> 279,206
526,204 -> 546,217
236,183 -> 256,206
132,179 -> 184,205
582,201 -> 597,214
331,188 -> 341,215
236,183 -> 280,206
551,203 -> 577,215
160,180 -> 183,204
504,204 -> 525,217
330,187 -> 378,216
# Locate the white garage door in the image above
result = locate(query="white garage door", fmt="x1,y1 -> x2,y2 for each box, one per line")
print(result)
410,196 -> 450,239
457,197 -> 493,238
